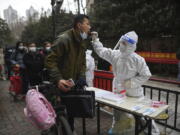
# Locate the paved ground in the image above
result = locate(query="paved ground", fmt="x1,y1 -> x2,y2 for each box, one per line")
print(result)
0,80 -> 179,135
0,81 -> 41,135
0,80 -> 111,135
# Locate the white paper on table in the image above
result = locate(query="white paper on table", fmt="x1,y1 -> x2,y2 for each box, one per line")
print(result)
95,90 -> 125,103
95,90 -> 112,98
142,108 -> 156,115
131,105 -> 144,111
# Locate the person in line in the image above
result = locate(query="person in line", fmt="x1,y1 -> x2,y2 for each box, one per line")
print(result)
41,41 -> 52,81
4,46 -> 15,78
0,47 -> 6,80
91,31 -> 159,135
45,14 -> 91,133
85,49 -> 95,87
10,41 -> 27,97
10,41 -> 26,68
23,42 -> 44,94
43,41 -> 52,56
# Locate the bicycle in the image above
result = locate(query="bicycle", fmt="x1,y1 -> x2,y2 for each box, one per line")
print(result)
30,81 -> 73,135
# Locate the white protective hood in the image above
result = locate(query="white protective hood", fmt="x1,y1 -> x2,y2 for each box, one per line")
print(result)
119,31 -> 138,57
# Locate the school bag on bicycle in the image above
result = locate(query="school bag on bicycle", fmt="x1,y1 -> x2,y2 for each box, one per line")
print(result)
24,86 -> 56,130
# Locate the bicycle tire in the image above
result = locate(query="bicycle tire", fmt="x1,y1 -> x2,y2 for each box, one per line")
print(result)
58,115 -> 73,135
41,124 -> 64,135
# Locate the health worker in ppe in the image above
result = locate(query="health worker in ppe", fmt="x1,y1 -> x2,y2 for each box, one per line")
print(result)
85,49 -> 95,87
91,31 -> 155,135
91,31 -> 151,96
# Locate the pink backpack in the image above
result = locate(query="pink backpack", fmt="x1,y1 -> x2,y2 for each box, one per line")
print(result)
24,88 -> 56,130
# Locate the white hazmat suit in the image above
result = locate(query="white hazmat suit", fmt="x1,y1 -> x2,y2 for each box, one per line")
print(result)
91,31 -> 158,135
92,31 -> 151,97
86,49 -> 95,87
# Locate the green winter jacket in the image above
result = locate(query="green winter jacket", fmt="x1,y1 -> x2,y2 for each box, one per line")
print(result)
45,28 -> 90,83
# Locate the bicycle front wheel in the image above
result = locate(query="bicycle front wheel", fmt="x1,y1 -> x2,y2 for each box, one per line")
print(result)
41,115 -> 73,135
57,116 -> 73,135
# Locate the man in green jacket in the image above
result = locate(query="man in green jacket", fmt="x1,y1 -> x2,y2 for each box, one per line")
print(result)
45,14 -> 91,131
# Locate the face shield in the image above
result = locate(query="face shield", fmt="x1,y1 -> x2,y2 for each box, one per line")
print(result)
119,35 -> 137,55
113,31 -> 138,50
121,35 -> 137,45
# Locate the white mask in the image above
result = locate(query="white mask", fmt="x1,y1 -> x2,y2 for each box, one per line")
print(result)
19,46 -> 24,50
119,44 -> 126,53
45,47 -> 51,50
127,45 -> 136,53
80,32 -> 88,40
29,47 -> 36,52
119,43 -> 136,56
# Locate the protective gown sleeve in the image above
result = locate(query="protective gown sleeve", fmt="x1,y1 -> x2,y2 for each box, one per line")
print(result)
92,40 -> 117,64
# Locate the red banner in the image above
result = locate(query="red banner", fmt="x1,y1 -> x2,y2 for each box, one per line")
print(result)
136,52 -> 178,64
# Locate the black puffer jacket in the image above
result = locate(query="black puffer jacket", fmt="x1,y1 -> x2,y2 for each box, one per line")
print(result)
23,52 -> 44,73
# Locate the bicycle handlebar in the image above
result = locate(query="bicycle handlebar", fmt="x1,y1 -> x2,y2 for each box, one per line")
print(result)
29,79 -> 87,97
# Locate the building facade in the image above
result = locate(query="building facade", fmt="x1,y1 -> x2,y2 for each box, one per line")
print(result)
3,6 -> 18,25
26,6 -> 39,21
